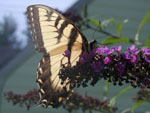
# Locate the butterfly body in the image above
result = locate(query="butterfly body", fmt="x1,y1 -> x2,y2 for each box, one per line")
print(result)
26,4 -> 96,107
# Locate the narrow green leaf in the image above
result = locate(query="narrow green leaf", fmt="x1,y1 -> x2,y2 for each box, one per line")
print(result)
117,22 -> 123,36
110,86 -> 132,107
146,36 -> 150,47
102,37 -> 134,45
136,11 -> 150,41
117,19 -> 128,36
109,18 -> 116,24
101,18 -> 116,28
131,100 -> 147,113
103,82 -> 111,99
89,18 -> 116,30
121,108 -> 131,113
89,19 -> 101,28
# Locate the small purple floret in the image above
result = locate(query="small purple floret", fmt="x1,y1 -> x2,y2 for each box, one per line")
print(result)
107,48 -> 114,55
146,55 -> 150,63
124,52 -> 131,59
128,45 -> 135,51
142,77 -> 150,86
64,50 -> 71,59
96,46 -> 109,55
80,52 -> 88,64
131,48 -> 140,55
91,61 -> 104,72
141,48 -> 150,63
112,46 -> 122,53
116,62 -> 126,75
128,45 -> 140,55
130,55 -> 137,64
80,52 -> 93,64
104,56 -> 111,64
142,48 -> 150,55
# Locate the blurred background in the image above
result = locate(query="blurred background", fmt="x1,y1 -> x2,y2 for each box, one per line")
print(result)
0,0 -> 150,113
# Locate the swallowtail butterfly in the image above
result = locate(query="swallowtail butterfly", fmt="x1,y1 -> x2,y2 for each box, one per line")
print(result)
26,4 -> 96,107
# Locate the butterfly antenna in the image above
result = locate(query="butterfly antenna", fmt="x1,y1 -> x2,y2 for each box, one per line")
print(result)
92,21 -> 104,46
92,20 -> 101,40
94,34 -> 107,42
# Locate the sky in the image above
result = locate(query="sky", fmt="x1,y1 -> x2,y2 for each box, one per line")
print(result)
0,0 -> 78,48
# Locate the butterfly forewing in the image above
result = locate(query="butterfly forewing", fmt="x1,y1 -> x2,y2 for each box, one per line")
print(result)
26,4 -> 88,107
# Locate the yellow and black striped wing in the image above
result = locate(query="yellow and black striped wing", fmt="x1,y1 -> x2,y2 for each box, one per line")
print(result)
26,5 -> 88,107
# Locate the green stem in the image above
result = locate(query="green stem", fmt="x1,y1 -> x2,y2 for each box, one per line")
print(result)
110,86 -> 132,110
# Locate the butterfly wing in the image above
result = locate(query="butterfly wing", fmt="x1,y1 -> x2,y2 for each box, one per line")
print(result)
26,4 -> 88,107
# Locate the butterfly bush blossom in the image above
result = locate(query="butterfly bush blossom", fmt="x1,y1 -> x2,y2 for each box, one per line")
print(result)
4,89 -> 117,113
60,45 -> 150,89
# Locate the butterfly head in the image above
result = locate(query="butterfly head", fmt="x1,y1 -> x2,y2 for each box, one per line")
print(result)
88,40 -> 98,52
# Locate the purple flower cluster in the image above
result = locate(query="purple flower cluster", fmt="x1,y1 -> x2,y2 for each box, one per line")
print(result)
4,89 -> 39,110
63,92 -> 117,113
4,89 -> 117,113
124,45 -> 140,63
79,45 -> 123,73
80,45 -> 150,75
61,45 -> 150,89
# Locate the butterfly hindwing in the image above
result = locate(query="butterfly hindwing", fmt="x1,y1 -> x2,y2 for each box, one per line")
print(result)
26,4 -> 88,107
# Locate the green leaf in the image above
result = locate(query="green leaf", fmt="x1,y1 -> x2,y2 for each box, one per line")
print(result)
102,37 -> 134,45
101,18 -> 116,28
131,100 -> 147,113
89,19 -> 101,28
89,18 -> 116,30
109,18 -> 116,24
110,86 -> 132,107
135,11 -> 150,41
146,36 -> 150,47
117,19 -> 128,37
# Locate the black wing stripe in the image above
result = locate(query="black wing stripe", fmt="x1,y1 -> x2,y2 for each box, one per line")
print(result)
55,16 -> 61,28
68,28 -> 78,51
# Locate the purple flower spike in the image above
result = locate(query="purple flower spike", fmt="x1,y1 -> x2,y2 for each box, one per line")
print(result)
124,52 -> 131,59
104,56 -> 111,64
91,61 -> 104,72
128,45 -> 135,51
